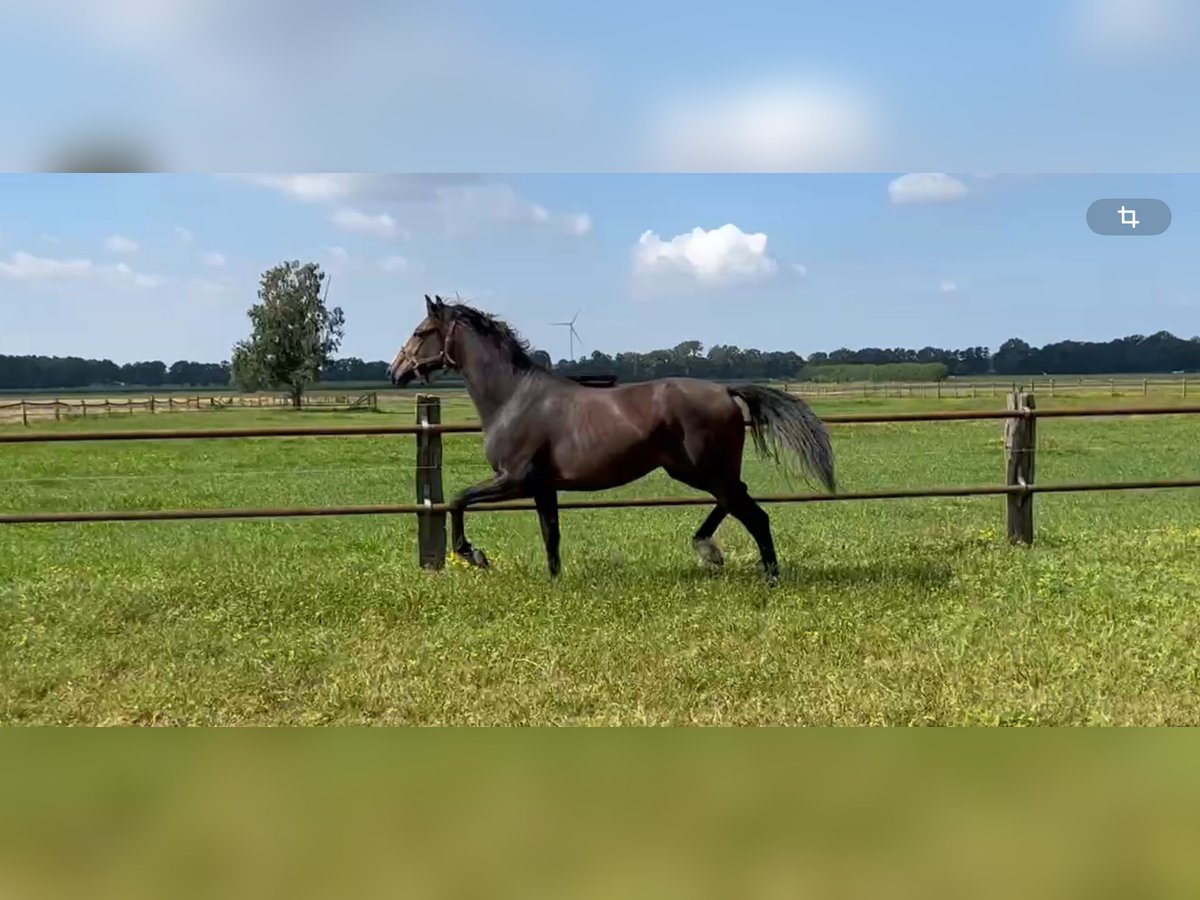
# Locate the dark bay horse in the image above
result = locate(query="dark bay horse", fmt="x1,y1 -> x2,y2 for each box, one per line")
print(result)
389,295 -> 836,582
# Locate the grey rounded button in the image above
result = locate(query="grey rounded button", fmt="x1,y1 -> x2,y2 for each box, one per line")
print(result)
1087,199 -> 1171,236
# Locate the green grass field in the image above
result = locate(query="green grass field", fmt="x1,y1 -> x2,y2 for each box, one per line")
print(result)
2,391 -> 1199,725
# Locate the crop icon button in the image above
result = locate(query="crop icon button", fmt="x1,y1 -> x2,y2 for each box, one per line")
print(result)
1088,199 -> 1171,236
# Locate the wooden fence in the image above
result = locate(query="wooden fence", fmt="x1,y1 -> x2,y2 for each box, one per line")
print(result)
0,392 -> 378,424
3,393 -> 1200,570
785,377 -> 1190,399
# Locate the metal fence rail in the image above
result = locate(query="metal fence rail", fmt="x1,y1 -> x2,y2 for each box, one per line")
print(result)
5,404 -> 1200,444
4,478 -> 1200,525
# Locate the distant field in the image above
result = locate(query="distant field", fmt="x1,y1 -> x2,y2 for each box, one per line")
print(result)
3,388 -> 1199,725
2,372 -> 1192,424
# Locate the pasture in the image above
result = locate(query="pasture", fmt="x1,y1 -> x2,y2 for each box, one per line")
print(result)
2,390 -> 1199,725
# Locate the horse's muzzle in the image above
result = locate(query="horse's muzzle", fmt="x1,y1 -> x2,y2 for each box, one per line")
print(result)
389,358 -> 416,386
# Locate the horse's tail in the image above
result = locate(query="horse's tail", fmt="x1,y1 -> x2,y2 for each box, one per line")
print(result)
727,384 -> 836,492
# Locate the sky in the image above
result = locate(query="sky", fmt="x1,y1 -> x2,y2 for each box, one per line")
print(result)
0,1 -> 1198,171
1,173 -> 1196,364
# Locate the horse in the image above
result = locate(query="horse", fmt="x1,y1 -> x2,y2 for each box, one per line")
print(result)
388,295 -> 836,583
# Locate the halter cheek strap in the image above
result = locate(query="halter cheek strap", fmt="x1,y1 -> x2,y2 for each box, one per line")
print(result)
441,320 -> 459,368
410,319 -> 459,373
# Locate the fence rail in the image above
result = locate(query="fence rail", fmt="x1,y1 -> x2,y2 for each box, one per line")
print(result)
3,393 -> 1199,569
5,479 -> 1200,526
5,404 -> 1200,444
787,376 -> 1190,399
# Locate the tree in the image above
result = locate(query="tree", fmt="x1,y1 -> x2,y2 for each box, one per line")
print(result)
230,261 -> 344,407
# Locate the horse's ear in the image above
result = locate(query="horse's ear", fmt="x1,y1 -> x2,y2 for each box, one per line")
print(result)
424,294 -> 438,318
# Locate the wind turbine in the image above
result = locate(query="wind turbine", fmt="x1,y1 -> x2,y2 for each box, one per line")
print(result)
550,311 -> 583,361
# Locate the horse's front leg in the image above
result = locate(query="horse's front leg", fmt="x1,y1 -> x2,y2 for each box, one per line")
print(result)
534,488 -> 561,578
449,473 -> 530,568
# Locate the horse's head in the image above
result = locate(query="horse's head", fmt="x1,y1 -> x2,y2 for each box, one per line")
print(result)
389,295 -> 460,386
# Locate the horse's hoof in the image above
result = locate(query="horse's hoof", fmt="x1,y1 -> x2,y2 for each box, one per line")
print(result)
469,548 -> 490,568
764,564 -> 780,585
693,538 -> 724,567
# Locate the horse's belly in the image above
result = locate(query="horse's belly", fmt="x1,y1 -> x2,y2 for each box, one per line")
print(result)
552,439 -> 659,491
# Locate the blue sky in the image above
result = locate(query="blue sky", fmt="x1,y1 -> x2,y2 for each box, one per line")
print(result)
1,174 -> 1195,364
0,1 -> 1197,171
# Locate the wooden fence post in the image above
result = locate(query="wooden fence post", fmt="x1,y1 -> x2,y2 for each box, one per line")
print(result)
1184,376 -> 1189,398
415,394 -> 446,570
54,402 -> 61,422
1004,392 -> 1036,545
20,401 -> 28,427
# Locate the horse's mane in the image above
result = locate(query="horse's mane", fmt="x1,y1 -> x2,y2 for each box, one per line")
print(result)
445,302 -> 548,373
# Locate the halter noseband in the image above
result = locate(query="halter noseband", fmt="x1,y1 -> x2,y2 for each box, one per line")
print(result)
404,319 -> 459,377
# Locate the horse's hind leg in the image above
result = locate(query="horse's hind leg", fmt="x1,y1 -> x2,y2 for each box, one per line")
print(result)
723,482 -> 779,583
534,488 -> 561,578
692,506 -> 728,567
664,465 -> 728,568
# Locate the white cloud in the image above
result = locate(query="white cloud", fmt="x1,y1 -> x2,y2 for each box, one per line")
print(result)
202,251 -> 226,267
0,251 -> 92,281
105,234 -> 140,254
940,280 -> 959,295
0,250 -> 163,289
633,224 -> 779,287
1070,0 -> 1195,58
234,174 -> 590,240
233,174 -> 480,204
175,226 -> 195,244
379,255 -> 414,274
108,261 -> 165,289
325,246 -> 350,263
41,234 -> 61,244
434,183 -> 592,238
330,207 -> 407,240
564,213 -> 593,237
888,173 -> 969,204
793,263 -> 809,278
184,276 -> 233,297
647,78 -> 879,171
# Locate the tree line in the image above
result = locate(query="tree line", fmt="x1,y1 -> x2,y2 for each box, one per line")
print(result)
5,330 -> 1198,391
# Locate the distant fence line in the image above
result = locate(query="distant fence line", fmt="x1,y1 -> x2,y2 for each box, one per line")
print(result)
784,377 -> 1191,399
3,394 -> 1200,570
0,391 -> 378,425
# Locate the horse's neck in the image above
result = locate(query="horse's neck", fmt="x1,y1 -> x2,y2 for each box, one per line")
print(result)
458,341 -> 524,427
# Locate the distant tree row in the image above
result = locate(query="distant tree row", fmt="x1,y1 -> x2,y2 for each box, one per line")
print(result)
7,330 -> 1199,391
0,356 -> 231,390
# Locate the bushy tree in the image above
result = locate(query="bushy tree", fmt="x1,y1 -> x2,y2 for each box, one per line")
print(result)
230,261 -> 344,407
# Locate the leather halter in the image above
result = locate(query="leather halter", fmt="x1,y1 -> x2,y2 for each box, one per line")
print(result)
405,319 -> 459,377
